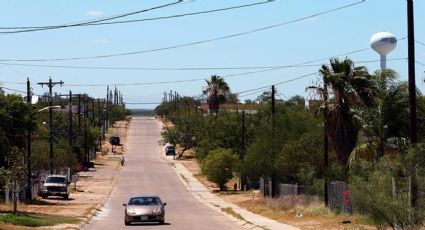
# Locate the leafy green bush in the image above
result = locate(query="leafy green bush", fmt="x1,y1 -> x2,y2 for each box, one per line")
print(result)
201,148 -> 238,191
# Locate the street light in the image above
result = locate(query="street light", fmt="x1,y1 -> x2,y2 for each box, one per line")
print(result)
37,105 -> 61,112
38,105 -> 61,174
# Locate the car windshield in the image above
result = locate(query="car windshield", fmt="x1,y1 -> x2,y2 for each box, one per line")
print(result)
46,177 -> 66,183
129,197 -> 161,206
167,146 -> 175,150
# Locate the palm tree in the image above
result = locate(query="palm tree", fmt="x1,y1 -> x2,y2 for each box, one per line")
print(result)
319,58 -> 378,170
203,75 -> 230,116
353,69 -> 408,161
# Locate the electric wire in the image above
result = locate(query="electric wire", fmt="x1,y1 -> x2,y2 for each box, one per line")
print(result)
0,1 -> 184,34
0,0 -> 366,62
0,57 -> 407,71
0,0 -> 274,32
0,57 -> 408,87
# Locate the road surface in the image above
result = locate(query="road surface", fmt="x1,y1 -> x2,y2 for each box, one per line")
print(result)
84,116 -> 240,230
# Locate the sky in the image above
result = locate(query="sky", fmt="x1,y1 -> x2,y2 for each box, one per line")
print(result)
0,0 -> 424,109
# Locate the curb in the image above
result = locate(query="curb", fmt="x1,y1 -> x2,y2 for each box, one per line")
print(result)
75,157 -> 120,230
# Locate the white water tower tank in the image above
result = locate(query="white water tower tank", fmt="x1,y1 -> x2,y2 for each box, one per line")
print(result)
370,32 -> 397,70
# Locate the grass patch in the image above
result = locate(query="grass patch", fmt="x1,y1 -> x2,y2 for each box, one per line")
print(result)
180,173 -> 189,183
221,207 -> 244,220
0,212 -> 80,227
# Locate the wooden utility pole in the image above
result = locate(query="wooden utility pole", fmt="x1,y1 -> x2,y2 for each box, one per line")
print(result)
37,78 -> 63,174
271,85 -> 276,197
69,90 -> 73,151
106,86 -> 109,131
26,78 -> 32,200
407,0 -> 418,222
323,79 -> 329,207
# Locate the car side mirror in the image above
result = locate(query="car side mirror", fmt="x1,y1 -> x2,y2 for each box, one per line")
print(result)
123,203 -> 127,207
163,202 -> 167,206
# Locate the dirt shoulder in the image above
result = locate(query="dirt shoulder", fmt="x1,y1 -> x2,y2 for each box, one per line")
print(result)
0,120 -> 129,230
178,151 -> 373,230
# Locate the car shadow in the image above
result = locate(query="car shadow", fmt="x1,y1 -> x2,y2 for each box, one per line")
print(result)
42,197 -> 75,201
128,222 -> 171,226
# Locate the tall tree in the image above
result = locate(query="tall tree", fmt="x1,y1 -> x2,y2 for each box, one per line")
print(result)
319,58 -> 378,171
203,75 -> 230,116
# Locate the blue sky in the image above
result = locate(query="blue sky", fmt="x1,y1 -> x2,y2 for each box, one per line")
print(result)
0,0 -> 424,109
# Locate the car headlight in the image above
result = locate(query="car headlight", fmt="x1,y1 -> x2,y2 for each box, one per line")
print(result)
153,207 -> 163,215
126,208 -> 136,216
42,186 -> 47,190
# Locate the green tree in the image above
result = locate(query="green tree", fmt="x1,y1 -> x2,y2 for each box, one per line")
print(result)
201,148 -> 238,191
353,69 -> 408,160
0,147 -> 26,214
319,58 -> 377,173
203,75 -> 230,116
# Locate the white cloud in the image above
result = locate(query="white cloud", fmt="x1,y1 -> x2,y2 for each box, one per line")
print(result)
86,10 -> 103,17
92,39 -> 109,45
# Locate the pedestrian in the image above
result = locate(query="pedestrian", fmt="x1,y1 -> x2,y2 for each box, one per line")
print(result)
120,155 -> 125,166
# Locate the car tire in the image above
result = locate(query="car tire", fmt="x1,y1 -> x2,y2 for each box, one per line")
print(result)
41,195 -> 47,199
159,219 -> 164,225
124,220 -> 130,226
64,194 -> 69,200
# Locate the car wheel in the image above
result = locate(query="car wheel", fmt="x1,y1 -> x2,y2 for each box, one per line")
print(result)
41,195 -> 47,199
159,219 -> 165,225
125,220 -> 130,226
63,194 -> 69,200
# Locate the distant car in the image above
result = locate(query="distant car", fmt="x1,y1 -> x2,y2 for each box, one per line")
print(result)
165,144 -> 175,155
123,195 -> 167,225
41,175 -> 70,200
109,135 -> 121,146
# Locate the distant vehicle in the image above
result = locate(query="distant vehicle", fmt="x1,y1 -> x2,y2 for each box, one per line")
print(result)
109,135 -> 121,146
41,175 -> 70,199
165,144 -> 175,156
123,195 -> 166,225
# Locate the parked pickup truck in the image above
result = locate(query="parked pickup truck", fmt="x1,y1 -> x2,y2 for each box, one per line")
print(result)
41,175 -> 70,199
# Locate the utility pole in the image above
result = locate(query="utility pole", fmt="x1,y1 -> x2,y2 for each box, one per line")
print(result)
323,80 -> 329,207
407,0 -> 418,222
91,98 -> 95,125
271,85 -> 276,115
38,78 -> 63,174
26,78 -> 32,200
84,96 -> 89,166
241,110 -> 246,190
78,94 -> 81,130
69,90 -> 73,151
105,85 -> 110,131
271,85 -> 276,197
407,0 -> 417,144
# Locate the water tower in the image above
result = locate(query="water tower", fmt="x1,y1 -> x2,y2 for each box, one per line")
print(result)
370,32 -> 397,70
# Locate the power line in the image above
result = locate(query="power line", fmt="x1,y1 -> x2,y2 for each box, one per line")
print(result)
0,0 -> 274,32
0,0 -> 365,62
235,72 -> 317,95
0,86 -> 27,94
0,1 -> 183,34
0,57 -> 408,88
416,40 -> 425,47
0,57 -> 406,71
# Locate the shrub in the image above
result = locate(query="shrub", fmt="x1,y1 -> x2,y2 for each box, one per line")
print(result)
201,148 -> 238,191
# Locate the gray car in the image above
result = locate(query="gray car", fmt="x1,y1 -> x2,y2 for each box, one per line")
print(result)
123,195 -> 166,225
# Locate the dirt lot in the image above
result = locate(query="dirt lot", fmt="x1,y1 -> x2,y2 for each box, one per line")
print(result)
0,120 -> 129,229
178,153 -> 374,230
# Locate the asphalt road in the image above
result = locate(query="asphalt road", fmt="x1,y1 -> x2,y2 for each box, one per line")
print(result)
84,116 -> 240,230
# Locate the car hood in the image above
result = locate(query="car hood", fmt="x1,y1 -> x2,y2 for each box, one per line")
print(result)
44,183 -> 66,187
127,205 -> 161,214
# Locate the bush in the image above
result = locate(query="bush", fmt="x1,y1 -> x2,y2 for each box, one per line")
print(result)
201,148 -> 238,191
